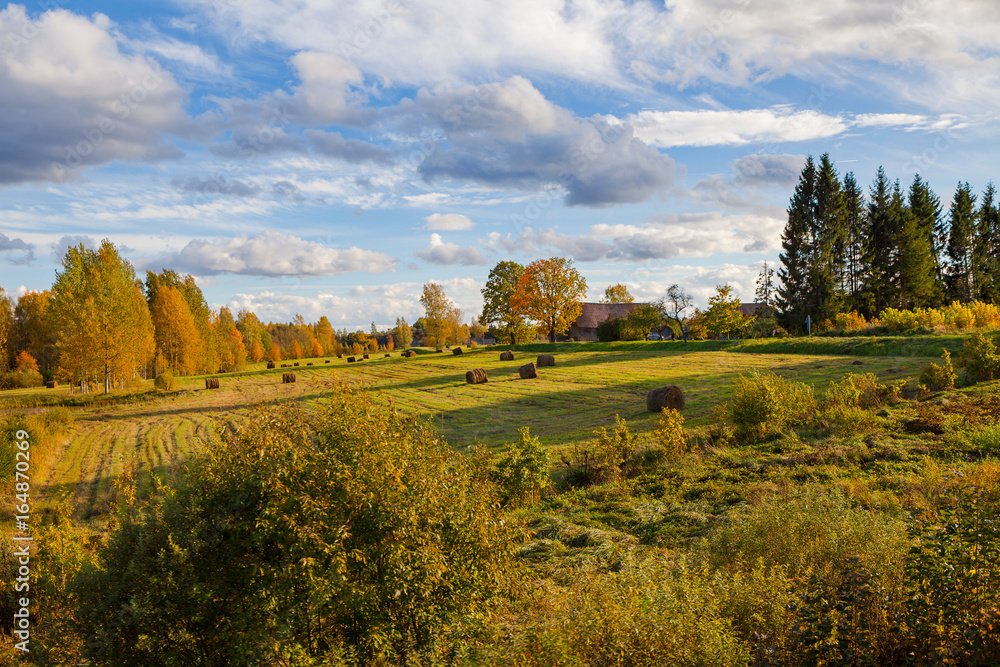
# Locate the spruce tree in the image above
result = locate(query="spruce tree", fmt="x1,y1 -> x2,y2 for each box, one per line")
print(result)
861,167 -> 895,316
893,181 -> 937,309
777,156 -> 815,331
907,175 -> 946,306
842,172 -> 866,311
810,154 -> 846,322
975,182 -> 1000,303
946,182 -> 977,303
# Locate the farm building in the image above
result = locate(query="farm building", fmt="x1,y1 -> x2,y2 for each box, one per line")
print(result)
567,302 -> 647,341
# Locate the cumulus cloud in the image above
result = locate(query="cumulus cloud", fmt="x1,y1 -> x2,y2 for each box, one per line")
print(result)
407,77 -> 676,207
731,154 -> 806,186
51,235 -> 96,260
422,213 -> 474,230
150,231 -> 395,276
0,6 -> 188,183
304,130 -> 393,163
0,233 -> 34,264
414,234 -> 485,266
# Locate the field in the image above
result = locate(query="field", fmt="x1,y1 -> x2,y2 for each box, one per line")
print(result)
2,341 -> 934,523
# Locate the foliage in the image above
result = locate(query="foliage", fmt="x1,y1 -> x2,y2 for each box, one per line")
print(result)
480,260 -> 530,345
558,415 -> 638,486
511,257 -> 587,343
421,282 -> 462,349
656,284 -> 693,340
153,371 -> 176,391
600,283 -> 634,304
655,408 -> 687,460
834,310 -> 868,331
824,372 -> 903,409
596,316 -> 620,342
74,385 -> 519,665
491,427 -> 550,506
52,240 -> 155,393
703,285 -> 745,339
12,290 -> 57,372
920,350 -> 957,391
150,286 -> 200,375
593,415 -> 639,480
620,303 -> 662,341
957,332 -> 1000,381
723,370 -> 815,441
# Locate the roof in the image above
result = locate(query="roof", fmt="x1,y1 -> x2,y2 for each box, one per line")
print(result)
572,302 -> 646,329
738,302 -> 763,317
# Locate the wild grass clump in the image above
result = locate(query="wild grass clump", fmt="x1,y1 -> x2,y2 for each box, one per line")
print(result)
499,557 -> 748,666
723,370 -> 815,442
558,416 -> 641,486
968,423 -> 1000,454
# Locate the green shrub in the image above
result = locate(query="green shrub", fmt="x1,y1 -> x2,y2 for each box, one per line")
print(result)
493,427 -> 550,505
153,371 -> 176,391
920,350 -> 957,391
2,368 -> 44,389
824,372 -> 903,409
724,370 -> 815,442
969,423 -> 1000,453
74,384 -> 519,665
957,332 -> 1000,382
559,415 -> 638,486
655,408 -> 687,460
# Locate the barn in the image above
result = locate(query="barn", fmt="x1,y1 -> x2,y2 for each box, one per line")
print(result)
567,302 -> 646,342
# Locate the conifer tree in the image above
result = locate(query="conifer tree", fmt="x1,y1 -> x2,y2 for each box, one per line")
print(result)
809,154 -> 846,321
860,167 -> 895,316
778,156 -> 815,330
893,181 -> 937,309
907,175 -> 946,305
946,182 -> 977,303
976,182 -> 1000,303
841,172 -> 866,311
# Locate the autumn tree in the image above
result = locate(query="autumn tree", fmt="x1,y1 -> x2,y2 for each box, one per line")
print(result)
420,283 -> 461,350
13,290 -> 57,373
0,288 -> 12,372
704,285 -> 745,339
656,284 -> 693,340
290,339 -> 304,360
236,309 -> 274,362
52,240 -> 155,393
394,317 -> 413,350
146,270 -> 217,373
620,304 -> 662,340
511,257 -> 587,343
150,286 -> 200,375
601,283 -> 634,304
481,260 -> 534,345
215,307 -> 247,372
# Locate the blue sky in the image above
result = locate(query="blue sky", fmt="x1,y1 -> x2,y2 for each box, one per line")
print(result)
1,0 -> 998,328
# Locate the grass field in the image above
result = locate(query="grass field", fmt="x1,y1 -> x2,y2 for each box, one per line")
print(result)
1,340 -> 933,523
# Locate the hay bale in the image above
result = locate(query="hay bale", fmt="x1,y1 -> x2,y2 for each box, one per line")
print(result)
325,360 -> 330,363
404,350 -> 416,357
384,353 -> 391,358
283,372 -> 296,384
465,368 -> 489,384
45,381 -> 57,389
307,362 -> 314,366
518,362 -> 537,379
500,351 -> 514,361
347,356 -> 356,363
205,378 -> 220,389
453,347 -> 463,355
363,353 -> 370,359
266,361 -> 275,369
294,362 -> 300,367
646,385 -> 685,412
537,354 -> 555,367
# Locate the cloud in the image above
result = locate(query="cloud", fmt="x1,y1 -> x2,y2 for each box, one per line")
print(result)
51,235 -> 96,260
171,175 -> 262,197
149,231 -> 395,276
731,154 -> 806,186
408,77 -> 676,206
0,6 -> 188,183
304,130 -> 393,163
627,108 -> 849,148
422,213 -> 474,230
0,234 -> 34,264
414,233 -> 485,266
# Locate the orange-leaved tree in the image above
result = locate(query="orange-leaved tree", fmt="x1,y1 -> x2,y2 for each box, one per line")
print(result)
512,257 -> 587,343
151,286 -> 200,375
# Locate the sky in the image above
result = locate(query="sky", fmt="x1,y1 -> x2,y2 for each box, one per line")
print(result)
1,0 -> 998,329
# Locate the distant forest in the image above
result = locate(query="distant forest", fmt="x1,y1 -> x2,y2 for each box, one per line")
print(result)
777,154 -> 1000,330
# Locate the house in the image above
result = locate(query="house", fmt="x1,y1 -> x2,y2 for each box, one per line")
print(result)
567,302 -> 646,341
738,303 -> 763,317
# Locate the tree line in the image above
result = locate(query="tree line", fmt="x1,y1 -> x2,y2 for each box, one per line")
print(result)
778,154 -> 1000,331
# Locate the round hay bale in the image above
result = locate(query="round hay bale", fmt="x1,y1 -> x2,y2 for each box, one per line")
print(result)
45,381 -> 57,389
283,372 -> 296,384
307,362 -> 314,366
294,362 -> 300,367
646,385 -> 685,412
500,351 -> 514,361
325,360 -> 330,363
205,378 -> 220,390
266,361 -> 275,369
347,356 -> 356,363
537,354 -> 555,367
518,362 -> 537,379
465,368 -> 488,384
363,353 -> 370,359
453,347 -> 463,355
385,353 -> 391,358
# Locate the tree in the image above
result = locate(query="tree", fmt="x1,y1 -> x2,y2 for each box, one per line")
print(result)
809,153 -> 846,322
842,172 -> 867,311
976,182 -> 1000,303
704,285 -> 745,339
620,304 -> 662,341
893,181 -> 937,309
908,175 -> 946,305
511,257 -> 587,343
469,316 -> 487,341
150,286 -> 200,375
0,288 -> 12,372
13,290 -> 57,374
52,240 -> 155,392
146,270 -> 217,374
947,182 -> 978,303
860,166 -> 896,316
481,260 -> 533,345
601,283 -> 634,304
215,307 -> 246,372
656,284 -> 693,340
421,283 -> 461,350
752,262 -> 779,337
778,156 -> 815,329
394,317 -> 413,350
290,339 -> 303,360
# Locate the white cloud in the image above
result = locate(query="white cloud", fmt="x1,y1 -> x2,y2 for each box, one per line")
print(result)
414,233 -> 485,266
627,108 -> 849,148
0,6 -> 189,183
150,231 -> 396,276
422,213 -> 475,230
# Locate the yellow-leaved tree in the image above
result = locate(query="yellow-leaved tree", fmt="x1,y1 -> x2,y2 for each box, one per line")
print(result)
150,286 -> 200,375
420,283 -> 461,349
51,241 -> 155,393
512,257 -> 588,343
600,283 -> 634,304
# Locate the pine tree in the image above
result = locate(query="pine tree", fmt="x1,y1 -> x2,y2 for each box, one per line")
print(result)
946,182 -> 977,303
778,156 -> 815,331
975,182 -> 1000,303
809,154 -> 846,321
893,181 -> 937,309
841,172 -> 866,311
907,175 -> 946,306
861,167 -> 895,316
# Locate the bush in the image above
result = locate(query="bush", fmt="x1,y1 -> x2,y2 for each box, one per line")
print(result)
957,332 -> 1000,382
920,350 -> 957,391
723,370 -> 815,442
655,408 -> 687,460
2,368 -> 44,389
492,427 -> 550,505
824,372 -> 903,409
153,371 -> 176,391
74,384 -> 519,665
